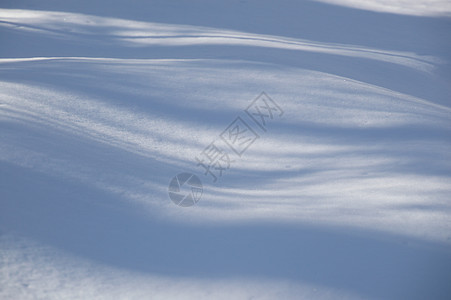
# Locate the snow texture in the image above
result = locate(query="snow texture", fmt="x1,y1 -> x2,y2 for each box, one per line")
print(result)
1,1 -> 451,299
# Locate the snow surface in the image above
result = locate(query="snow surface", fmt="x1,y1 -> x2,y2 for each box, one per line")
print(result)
1,0 -> 451,299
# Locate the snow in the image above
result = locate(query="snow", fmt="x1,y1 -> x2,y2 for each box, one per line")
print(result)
1,1 -> 451,299
315,0 -> 451,17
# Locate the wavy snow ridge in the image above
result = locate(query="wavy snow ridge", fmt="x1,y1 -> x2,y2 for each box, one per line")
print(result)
0,9 -> 442,72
